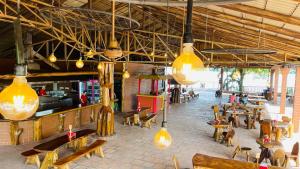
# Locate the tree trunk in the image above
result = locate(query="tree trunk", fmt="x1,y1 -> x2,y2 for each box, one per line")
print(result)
238,69 -> 245,92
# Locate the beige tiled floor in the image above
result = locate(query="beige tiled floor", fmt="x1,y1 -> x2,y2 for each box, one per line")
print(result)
0,90 -> 299,169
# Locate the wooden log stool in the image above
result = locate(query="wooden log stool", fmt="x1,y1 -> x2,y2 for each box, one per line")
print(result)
232,145 -> 252,162
21,149 -> 41,168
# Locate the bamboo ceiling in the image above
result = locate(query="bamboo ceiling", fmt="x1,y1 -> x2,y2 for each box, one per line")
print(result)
0,0 -> 300,71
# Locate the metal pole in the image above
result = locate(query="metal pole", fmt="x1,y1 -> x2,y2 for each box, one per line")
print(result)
14,0 -> 26,76
162,79 -> 168,127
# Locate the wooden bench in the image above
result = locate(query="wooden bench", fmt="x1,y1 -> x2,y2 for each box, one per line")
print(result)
123,112 -> 135,125
140,114 -> 157,128
54,140 -> 106,169
21,149 -> 41,168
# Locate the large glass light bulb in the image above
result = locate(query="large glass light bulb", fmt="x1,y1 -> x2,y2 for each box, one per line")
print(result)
122,70 -> 130,79
153,127 -> 172,149
48,53 -> 57,63
172,43 -> 204,85
76,58 -> 84,68
0,76 -> 39,120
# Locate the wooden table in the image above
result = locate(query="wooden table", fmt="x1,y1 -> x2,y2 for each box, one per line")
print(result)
272,121 -> 293,139
192,153 -> 283,169
34,129 -> 95,169
256,138 -> 282,149
207,120 -> 230,141
248,98 -> 268,105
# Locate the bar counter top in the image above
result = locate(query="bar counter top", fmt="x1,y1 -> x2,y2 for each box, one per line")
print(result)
0,103 -> 102,145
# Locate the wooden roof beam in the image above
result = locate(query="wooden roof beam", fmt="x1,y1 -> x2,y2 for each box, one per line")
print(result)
221,4 -> 300,26
193,7 -> 300,40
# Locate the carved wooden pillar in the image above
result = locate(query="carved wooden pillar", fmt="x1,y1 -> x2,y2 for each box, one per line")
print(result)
97,62 -> 115,136
280,67 -> 289,114
10,121 -> 23,145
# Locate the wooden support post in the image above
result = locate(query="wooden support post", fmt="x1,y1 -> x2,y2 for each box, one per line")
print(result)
270,69 -> 274,89
97,62 -> 115,136
220,67 -> 224,92
280,67 -> 289,114
293,67 -> 300,133
274,68 -> 279,104
10,121 -> 23,145
33,119 -> 42,141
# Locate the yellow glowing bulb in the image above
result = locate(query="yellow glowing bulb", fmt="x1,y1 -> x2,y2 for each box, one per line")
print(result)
48,53 -> 57,63
76,58 -> 84,68
86,49 -> 94,58
0,76 -> 39,120
153,128 -> 172,149
164,53 -> 168,57
97,62 -> 103,70
172,43 -> 204,85
151,51 -> 154,56
122,70 -> 130,79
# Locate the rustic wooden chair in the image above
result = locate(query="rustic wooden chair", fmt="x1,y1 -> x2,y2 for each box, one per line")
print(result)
285,142 -> 299,167
260,120 -> 274,139
232,145 -> 252,162
272,149 -> 286,167
212,105 -> 226,121
221,128 -> 235,146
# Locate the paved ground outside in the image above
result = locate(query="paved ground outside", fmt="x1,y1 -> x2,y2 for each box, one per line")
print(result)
0,90 -> 299,169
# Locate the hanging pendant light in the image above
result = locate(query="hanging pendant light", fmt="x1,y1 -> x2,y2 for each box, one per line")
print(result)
76,57 -> 84,68
97,62 -> 103,70
122,70 -> 130,79
48,53 -> 57,63
172,0 -> 204,85
104,0 -> 123,59
154,80 -> 172,149
0,0 -> 39,120
86,49 -> 95,59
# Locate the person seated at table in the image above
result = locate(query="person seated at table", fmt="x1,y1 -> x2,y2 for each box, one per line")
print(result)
228,114 -> 238,128
257,148 -> 273,164
239,94 -> 248,105
229,93 -> 236,103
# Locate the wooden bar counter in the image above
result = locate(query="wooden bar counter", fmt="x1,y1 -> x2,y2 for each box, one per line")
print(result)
0,103 -> 101,145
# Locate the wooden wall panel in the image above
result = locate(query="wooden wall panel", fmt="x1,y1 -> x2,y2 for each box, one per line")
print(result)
64,110 -> 76,131
0,122 -> 10,145
41,115 -> 59,138
123,63 -> 154,112
81,106 -> 91,126
19,121 -> 34,144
